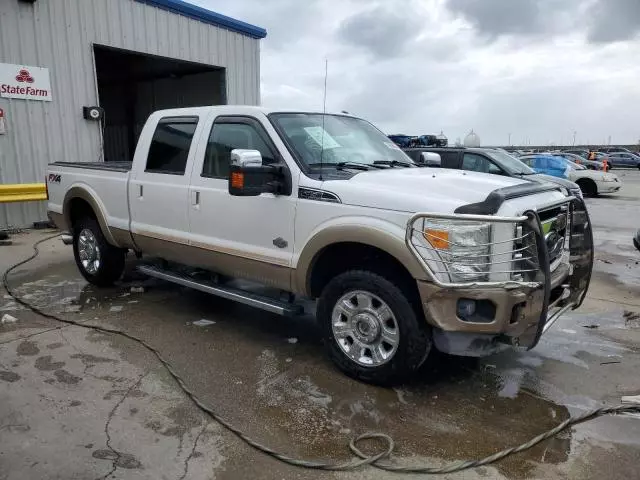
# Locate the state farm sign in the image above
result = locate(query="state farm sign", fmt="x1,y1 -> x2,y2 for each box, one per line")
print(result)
0,63 -> 52,101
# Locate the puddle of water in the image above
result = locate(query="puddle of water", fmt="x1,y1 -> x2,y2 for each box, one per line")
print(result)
6,261 -> 640,478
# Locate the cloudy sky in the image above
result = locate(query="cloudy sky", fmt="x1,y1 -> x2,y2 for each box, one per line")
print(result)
195,0 -> 640,146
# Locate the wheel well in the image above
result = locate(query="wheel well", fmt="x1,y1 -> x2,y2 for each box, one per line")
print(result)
576,178 -> 597,190
308,242 -> 420,303
67,198 -> 97,229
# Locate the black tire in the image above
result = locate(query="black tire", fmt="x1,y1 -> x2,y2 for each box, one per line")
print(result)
317,270 -> 431,386
73,217 -> 126,287
607,162 -> 613,171
576,178 -> 598,197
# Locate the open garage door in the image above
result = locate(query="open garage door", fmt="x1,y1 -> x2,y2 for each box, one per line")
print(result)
94,45 -> 225,163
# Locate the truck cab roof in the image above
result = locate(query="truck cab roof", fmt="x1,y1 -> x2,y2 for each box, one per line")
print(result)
149,105 -> 359,118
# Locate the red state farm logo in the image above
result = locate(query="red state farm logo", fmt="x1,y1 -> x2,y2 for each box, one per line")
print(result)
15,69 -> 34,84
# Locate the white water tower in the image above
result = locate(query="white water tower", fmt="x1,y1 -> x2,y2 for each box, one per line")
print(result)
464,129 -> 481,147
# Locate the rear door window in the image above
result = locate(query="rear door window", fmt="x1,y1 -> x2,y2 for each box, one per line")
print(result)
145,117 -> 199,175
438,151 -> 461,168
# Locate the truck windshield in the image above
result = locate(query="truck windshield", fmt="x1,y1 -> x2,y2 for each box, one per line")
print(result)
484,149 -> 536,175
269,113 -> 414,170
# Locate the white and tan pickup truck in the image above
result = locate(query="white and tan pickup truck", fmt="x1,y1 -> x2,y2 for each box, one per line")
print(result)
47,106 -> 593,384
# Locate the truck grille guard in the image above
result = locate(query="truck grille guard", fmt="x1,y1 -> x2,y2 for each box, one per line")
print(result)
406,196 -> 594,345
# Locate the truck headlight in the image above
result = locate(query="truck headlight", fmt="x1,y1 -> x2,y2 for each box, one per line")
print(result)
416,219 -> 492,283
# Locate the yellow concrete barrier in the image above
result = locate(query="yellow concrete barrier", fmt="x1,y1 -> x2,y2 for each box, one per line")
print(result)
0,183 -> 47,203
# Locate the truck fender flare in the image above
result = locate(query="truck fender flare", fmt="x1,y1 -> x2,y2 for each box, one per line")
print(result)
63,185 -> 119,247
294,221 -> 428,296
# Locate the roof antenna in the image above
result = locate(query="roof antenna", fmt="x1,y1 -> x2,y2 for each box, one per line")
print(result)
319,58 -> 328,181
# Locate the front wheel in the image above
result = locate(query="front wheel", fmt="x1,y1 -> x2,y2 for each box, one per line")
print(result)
577,179 -> 598,197
317,270 -> 431,385
73,217 -> 126,287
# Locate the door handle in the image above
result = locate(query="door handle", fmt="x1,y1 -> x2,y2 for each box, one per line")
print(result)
138,184 -> 143,199
192,191 -> 200,206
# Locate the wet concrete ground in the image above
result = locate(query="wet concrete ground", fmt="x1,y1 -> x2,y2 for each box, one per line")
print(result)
1,171 -> 640,480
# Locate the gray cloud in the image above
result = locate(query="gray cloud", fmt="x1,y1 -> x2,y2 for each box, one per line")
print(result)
192,0 -> 322,50
587,0 -> 640,43
196,0 -> 640,144
337,6 -> 421,58
447,0 -> 545,37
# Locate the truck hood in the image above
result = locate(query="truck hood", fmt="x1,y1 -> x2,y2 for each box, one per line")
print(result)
322,167 -> 532,213
520,173 -> 579,191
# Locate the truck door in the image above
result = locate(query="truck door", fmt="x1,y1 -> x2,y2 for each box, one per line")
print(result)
187,114 -> 296,291
129,115 -> 204,254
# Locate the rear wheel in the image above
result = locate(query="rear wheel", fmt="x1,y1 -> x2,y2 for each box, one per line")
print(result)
73,217 -> 126,286
317,270 -> 431,385
576,178 -> 598,197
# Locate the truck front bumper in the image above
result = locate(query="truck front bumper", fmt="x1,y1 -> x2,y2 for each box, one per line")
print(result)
409,199 -> 593,355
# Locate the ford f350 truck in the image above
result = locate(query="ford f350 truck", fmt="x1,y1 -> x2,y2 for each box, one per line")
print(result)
47,106 -> 593,384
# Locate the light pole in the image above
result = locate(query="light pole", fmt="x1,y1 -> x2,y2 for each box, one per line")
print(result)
508,132 -> 511,146
572,131 -> 577,147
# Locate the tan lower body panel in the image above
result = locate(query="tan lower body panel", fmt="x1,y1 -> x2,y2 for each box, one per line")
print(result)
132,233 -> 292,291
49,210 -> 135,250
110,227 -> 136,250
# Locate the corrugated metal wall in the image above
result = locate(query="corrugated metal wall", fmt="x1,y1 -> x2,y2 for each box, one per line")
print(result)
0,0 -> 261,228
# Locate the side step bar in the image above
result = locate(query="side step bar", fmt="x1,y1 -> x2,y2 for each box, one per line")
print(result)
137,264 -> 303,317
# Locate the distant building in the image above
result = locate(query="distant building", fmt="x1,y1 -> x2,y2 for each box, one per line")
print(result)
436,131 -> 448,147
0,0 -> 265,227
464,129 -> 481,147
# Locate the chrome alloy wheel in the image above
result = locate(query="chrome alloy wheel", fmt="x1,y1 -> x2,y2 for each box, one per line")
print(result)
78,228 -> 101,275
331,290 -> 399,367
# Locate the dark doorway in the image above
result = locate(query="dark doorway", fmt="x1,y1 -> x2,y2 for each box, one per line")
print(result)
94,45 -> 225,162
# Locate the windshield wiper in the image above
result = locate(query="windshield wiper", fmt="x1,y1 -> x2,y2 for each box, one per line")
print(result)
373,159 -> 414,168
308,162 -> 384,171
337,161 -> 387,170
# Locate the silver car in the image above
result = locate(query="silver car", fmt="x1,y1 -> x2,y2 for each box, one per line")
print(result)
606,152 -> 640,170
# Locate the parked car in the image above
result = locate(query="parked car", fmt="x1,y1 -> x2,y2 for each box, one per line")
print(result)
634,230 -> 640,252
519,154 -> 620,196
548,152 -> 607,171
388,134 -> 446,148
605,152 -> 640,170
387,134 -> 413,148
403,147 -> 584,199
45,106 -> 593,384
600,147 -> 635,154
563,149 -> 589,159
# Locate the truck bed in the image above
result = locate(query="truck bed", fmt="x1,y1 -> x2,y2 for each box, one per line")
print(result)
47,161 -> 132,234
49,161 -> 132,172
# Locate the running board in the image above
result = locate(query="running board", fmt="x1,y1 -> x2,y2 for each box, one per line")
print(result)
137,264 -> 303,317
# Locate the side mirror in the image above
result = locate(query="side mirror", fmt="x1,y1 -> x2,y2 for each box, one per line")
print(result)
420,151 -> 442,167
229,149 -> 281,196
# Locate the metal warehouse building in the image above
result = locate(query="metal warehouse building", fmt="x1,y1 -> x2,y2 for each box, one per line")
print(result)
0,0 -> 266,228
